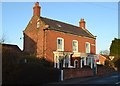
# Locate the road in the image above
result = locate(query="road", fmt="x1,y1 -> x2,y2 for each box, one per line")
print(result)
46,72 -> 120,86
80,72 -> 120,84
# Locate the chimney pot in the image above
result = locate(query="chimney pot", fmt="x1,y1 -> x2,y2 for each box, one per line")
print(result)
33,2 -> 41,17
35,2 -> 39,6
79,18 -> 86,29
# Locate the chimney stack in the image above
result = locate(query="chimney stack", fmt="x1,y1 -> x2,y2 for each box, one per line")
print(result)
79,18 -> 86,29
33,2 -> 41,17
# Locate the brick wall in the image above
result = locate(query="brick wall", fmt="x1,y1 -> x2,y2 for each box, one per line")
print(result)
62,65 -> 116,80
45,30 -> 96,62
23,16 -> 96,63
23,16 -> 47,58
97,65 -> 115,76
63,67 -> 93,80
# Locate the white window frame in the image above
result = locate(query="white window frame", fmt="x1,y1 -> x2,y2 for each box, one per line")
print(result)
57,37 -> 64,51
86,42 -> 90,53
72,40 -> 78,52
37,22 -> 40,28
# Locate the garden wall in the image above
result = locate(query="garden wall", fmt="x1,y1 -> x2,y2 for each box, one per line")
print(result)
63,66 -> 93,80
62,65 -> 116,80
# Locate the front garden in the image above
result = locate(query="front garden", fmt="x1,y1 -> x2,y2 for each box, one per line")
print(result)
2,46 -> 60,85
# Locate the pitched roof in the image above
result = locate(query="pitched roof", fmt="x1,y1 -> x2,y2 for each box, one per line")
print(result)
41,17 -> 96,39
97,54 -> 111,61
2,44 -> 21,53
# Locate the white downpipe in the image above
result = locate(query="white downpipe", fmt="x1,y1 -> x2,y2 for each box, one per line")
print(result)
54,56 -> 56,68
80,57 -> 82,68
68,55 -> 71,67
91,57 -> 93,69
63,58 -> 65,68
57,56 -> 59,69
61,70 -> 63,81
94,62 -> 97,74
84,57 -> 86,65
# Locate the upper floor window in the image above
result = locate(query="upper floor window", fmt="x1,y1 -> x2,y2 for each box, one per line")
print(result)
37,22 -> 40,28
57,37 -> 64,51
72,40 -> 78,52
86,42 -> 90,53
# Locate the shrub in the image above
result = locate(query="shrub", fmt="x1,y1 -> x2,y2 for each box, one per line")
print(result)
114,58 -> 120,71
39,58 -> 53,67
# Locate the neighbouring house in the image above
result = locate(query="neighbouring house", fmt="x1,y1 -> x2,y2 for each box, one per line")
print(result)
96,54 -> 112,65
97,54 -> 107,65
23,2 -> 97,69
2,44 -> 21,53
2,44 -> 22,64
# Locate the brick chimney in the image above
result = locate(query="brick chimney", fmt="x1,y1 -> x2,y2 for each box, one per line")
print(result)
33,2 -> 41,16
79,18 -> 86,29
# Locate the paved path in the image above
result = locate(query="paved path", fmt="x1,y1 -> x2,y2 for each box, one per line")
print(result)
80,72 -> 120,84
44,72 -> 120,86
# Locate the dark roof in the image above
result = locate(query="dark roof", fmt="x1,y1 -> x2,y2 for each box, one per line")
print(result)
2,44 -> 21,53
41,17 -> 95,39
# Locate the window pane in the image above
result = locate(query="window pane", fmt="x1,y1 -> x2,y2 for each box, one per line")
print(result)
58,44 -> 62,49
73,41 -> 78,52
37,22 -> 40,28
86,43 -> 90,53
58,39 -> 62,44
57,38 -> 63,50
73,41 -> 76,46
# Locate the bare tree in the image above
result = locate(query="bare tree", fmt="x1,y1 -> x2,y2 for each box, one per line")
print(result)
99,50 -> 110,56
0,34 -> 6,44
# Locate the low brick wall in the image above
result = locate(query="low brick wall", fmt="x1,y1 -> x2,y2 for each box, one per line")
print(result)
63,67 -> 93,80
62,65 -> 116,80
97,65 -> 115,76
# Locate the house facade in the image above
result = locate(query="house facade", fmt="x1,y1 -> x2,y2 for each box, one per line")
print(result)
97,54 -> 106,65
23,2 -> 97,69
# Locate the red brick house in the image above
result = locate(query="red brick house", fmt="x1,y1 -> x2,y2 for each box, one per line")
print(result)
23,2 -> 97,69
97,54 -> 106,65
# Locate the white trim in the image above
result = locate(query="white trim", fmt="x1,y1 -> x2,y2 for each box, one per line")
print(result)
54,55 -> 56,68
68,55 -> 71,67
85,42 -> 90,53
80,57 -> 83,68
57,56 -> 60,69
91,44 -> 95,46
63,58 -> 65,67
72,40 -> 78,52
72,52 -> 81,57
84,57 -> 87,65
57,37 -> 64,51
91,57 -> 93,68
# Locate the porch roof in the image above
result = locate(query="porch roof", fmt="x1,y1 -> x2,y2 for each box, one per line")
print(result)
53,51 -> 97,58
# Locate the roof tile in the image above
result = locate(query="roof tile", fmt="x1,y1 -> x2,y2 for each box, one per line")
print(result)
41,17 -> 95,39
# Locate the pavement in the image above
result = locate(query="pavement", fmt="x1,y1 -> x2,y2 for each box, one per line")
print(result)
42,71 -> 120,86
